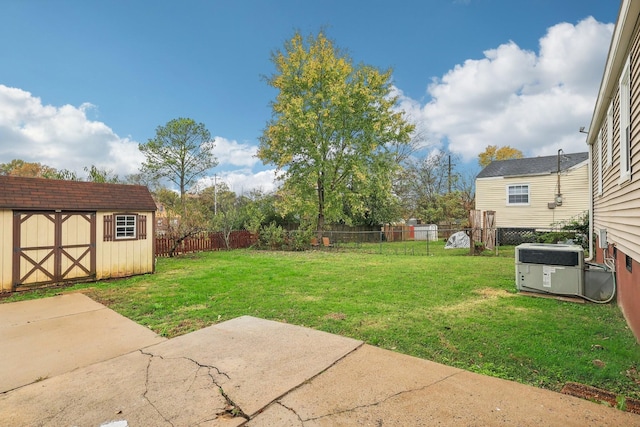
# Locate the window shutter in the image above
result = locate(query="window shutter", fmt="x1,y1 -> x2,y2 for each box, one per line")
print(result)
138,214 -> 147,240
104,214 -> 113,241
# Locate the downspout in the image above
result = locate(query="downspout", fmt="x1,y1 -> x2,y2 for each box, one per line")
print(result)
586,143 -> 594,262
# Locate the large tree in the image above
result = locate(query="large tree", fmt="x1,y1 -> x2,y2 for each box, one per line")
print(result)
258,31 -> 414,236
478,145 -> 523,168
139,118 -> 218,205
0,159 -> 59,178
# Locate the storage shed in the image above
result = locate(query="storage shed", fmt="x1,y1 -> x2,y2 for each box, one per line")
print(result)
0,176 -> 156,292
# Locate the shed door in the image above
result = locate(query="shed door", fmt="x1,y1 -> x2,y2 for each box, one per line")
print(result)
13,211 -> 96,290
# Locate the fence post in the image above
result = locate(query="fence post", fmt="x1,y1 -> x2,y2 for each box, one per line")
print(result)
469,209 -> 483,255
483,210 -> 496,250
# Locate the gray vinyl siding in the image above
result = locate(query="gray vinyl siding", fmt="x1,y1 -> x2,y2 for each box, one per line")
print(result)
593,21 -> 640,261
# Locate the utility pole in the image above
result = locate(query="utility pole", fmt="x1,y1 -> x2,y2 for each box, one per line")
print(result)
448,155 -> 452,194
214,174 -> 218,215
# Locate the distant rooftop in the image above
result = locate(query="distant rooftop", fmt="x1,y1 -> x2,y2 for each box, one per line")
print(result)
476,152 -> 588,179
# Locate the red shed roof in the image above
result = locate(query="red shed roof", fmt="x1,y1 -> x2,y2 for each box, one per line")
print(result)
0,176 -> 157,211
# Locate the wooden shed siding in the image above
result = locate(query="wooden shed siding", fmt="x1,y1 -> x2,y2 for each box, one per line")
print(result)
476,165 -> 588,228
95,212 -> 154,280
0,211 -> 12,291
1,210 -> 154,292
593,21 -> 640,262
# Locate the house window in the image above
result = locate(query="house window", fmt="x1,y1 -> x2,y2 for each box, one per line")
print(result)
116,214 -> 136,239
607,101 -> 613,167
619,56 -> 631,182
507,184 -> 529,205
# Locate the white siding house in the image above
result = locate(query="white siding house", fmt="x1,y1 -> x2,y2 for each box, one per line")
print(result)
475,153 -> 589,229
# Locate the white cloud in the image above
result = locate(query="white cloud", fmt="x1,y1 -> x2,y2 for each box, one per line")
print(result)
213,136 -> 259,168
406,17 -> 614,162
0,86 -> 266,184
0,85 -> 142,176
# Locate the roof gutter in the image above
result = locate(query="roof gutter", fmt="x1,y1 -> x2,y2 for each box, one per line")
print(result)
587,0 -> 638,146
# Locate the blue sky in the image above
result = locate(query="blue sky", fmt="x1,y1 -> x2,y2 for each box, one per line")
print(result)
0,0 -> 619,193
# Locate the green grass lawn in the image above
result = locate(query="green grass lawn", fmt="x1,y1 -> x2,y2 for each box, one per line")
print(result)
5,241 -> 640,401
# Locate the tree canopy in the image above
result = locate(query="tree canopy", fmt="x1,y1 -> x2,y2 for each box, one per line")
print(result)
139,118 -> 217,204
478,145 -> 523,168
0,159 -> 125,183
258,31 -> 414,234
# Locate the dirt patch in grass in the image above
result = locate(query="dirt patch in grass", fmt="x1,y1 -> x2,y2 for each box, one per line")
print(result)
437,332 -> 458,352
167,318 -> 211,337
324,312 -> 347,321
437,288 -> 513,314
561,382 -> 640,414
476,288 -> 514,298
176,304 -> 209,313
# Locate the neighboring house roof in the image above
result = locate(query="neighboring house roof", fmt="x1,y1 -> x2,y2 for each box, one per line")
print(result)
0,176 -> 157,211
476,152 -> 589,179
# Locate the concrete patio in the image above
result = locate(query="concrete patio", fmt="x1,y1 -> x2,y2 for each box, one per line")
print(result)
0,293 -> 638,426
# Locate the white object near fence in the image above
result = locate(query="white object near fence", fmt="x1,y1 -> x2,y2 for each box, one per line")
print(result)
445,231 -> 470,249
414,224 -> 438,241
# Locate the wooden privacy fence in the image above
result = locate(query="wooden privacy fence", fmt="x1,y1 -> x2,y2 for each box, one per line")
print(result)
383,225 -> 413,242
155,230 -> 256,257
469,209 -> 496,253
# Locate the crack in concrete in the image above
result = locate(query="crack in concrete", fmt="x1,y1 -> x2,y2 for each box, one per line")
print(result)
218,387 -> 250,420
139,349 -> 249,423
303,370 -> 464,423
141,350 -> 175,426
276,401 -> 305,425
238,342 -> 366,425
40,401 -> 76,426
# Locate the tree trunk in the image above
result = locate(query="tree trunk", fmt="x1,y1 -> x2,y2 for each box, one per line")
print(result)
169,235 -> 186,257
317,176 -> 325,241
223,229 -> 232,250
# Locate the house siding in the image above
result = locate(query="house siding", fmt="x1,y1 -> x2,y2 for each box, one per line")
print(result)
476,164 -> 589,228
593,18 -> 640,262
589,0 -> 640,341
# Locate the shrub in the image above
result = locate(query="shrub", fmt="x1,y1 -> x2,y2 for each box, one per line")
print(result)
259,222 -> 285,249
287,229 -> 315,251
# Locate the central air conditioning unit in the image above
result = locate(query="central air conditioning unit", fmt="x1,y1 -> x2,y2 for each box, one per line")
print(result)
515,243 -> 584,296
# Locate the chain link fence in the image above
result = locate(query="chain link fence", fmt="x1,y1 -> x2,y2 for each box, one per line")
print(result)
265,226 -> 587,256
